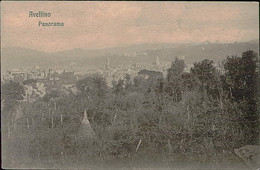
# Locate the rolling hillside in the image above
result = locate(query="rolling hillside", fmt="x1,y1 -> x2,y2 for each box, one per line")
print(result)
1,40 -> 258,72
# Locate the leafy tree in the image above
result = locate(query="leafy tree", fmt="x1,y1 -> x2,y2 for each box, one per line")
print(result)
222,55 -> 244,100
42,89 -> 63,103
223,50 -> 258,143
124,74 -> 132,91
76,74 -> 108,99
167,57 -> 185,81
133,75 -> 147,93
1,81 -> 25,112
113,79 -> 125,95
180,72 -> 200,92
138,69 -> 163,79
23,79 -> 37,85
165,58 -> 186,101
240,50 -> 258,114
190,59 -> 219,98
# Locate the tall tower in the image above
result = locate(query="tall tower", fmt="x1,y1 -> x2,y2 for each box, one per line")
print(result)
156,56 -> 160,66
48,68 -> 53,77
105,57 -> 110,70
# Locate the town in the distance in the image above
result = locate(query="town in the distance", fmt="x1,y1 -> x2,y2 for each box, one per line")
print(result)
1,40 -> 258,103
1,55 -> 180,102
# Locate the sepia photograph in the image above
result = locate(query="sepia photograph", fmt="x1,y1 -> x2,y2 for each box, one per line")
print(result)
1,1 -> 259,169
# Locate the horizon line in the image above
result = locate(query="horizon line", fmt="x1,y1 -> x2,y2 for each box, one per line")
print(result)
2,38 -> 259,53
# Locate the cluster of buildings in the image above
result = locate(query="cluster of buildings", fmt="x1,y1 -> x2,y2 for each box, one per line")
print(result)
100,56 -> 172,87
1,53 -> 192,100
2,66 -> 54,83
1,66 -> 78,102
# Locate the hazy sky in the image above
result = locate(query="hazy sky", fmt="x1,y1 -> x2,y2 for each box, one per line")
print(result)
1,1 -> 259,52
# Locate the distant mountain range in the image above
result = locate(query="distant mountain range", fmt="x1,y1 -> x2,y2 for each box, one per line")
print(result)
1,40 -> 259,72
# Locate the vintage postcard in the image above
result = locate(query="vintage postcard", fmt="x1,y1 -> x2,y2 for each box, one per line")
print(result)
1,1 -> 259,169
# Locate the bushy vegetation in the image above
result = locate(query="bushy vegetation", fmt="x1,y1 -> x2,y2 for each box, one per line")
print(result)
1,50 -> 259,168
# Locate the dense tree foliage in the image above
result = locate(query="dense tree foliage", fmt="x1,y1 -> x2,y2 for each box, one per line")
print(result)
1,81 -> 25,129
222,50 -> 258,143
1,81 -> 25,111
2,50 -> 258,168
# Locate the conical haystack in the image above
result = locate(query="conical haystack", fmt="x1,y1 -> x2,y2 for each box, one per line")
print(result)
78,109 -> 96,139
